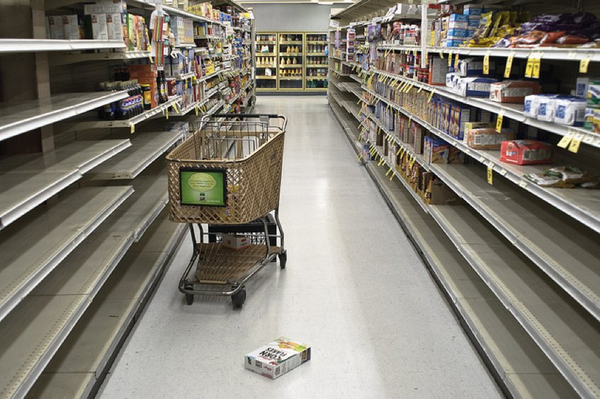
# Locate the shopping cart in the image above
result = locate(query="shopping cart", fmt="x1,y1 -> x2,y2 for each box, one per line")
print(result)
166,114 -> 287,307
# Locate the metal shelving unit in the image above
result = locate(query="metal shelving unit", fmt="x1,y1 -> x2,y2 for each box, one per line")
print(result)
90,132 -> 183,180
0,140 -> 130,229
0,186 -> 133,324
0,91 -> 128,142
0,39 -> 126,53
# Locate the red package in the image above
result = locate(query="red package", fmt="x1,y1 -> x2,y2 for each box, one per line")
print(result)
500,140 -> 553,165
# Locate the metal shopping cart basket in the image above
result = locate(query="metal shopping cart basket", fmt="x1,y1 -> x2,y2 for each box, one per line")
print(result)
166,114 -> 287,307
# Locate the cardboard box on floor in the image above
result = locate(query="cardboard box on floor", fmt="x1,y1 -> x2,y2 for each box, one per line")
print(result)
245,338 -> 311,379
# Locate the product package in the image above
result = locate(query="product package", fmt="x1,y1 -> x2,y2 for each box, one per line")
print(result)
456,57 -> 495,77
62,15 -> 82,40
47,16 -> 65,39
587,81 -> 600,106
463,5 -> 483,15
537,95 -> 558,122
456,77 -> 498,97
576,77 -> 600,98
420,172 -> 459,205
424,136 -> 451,164
524,94 -> 556,119
489,81 -> 541,104
106,13 -> 124,41
500,140 -> 553,165
584,107 -> 600,133
245,338 -> 311,379
448,103 -> 472,140
554,97 -> 587,126
221,234 -> 250,251
428,57 -> 447,86
466,128 -> 515,149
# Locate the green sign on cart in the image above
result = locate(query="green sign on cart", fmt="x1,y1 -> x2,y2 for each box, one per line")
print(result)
180,168 -> 227,207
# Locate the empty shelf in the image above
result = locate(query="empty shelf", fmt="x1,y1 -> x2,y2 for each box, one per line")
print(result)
431,163 -> 600,321
428,204 -> 600,398
365,163 -> 578,399
0,186 -> 133,323
0,38 -> 125,53
90,132 -> 182,180
27,214 -> 185,399
0,140 -> 130,229
0,92 -> 128,142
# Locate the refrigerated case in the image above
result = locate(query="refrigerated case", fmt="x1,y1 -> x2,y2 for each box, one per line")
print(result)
255,32 -> 278,91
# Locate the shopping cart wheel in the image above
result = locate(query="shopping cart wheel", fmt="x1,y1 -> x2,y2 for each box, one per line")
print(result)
186,294 -> 194,305
232,288 -> 246,307
279,251 -> 287,269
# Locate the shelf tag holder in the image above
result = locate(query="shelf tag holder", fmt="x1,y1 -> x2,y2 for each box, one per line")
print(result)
580,57 -> 591,74
448,51 -> 453,67
568,133 -> 584,153
483,51 -> 491,75
487,165 -> 493,185
525,54 -> 534,78
495,111 -> 504,133
557,130 -> 576,148
532,52 -> 543,79
504,52 -> 515,78
130,123 -> 135,134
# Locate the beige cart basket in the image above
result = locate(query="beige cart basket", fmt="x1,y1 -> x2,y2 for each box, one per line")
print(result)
167,114 -> 287,307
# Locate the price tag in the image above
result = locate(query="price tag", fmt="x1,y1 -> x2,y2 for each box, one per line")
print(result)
504,52 -> 515,78
379,158 -> 385,166
580,57 -> 591,74
532,53 -> 542,79
568,133 -> 584,153
389,172 -> 395,181
557,131 -> 575,148
483,52 -> 490,75
408,115 -> 412,125
448,51 -> 453,67
418,86 -> 423,93
396,147 -> 402,156
496,112 -> 504,133
165,108 -> 169,119
487,165 -> 493,185
428,90 -> 435,103
386,167 -> 393,177
455,52 -> 460,68
519,180 -> 528,189
525,55 -> 534,78
440,51 -> 444,60
130,123 -> 135,134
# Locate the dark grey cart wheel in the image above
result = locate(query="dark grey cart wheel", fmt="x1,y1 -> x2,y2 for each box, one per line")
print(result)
232,289 -> 246,307
185,294 -> 194,305
279,251 -> 287,269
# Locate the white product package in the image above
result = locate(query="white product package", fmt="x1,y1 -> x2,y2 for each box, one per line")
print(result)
106,13 -> 124,41
47,16 -> 65,39
62,15 -> 81,40
537,96 -> 557,122
554,97 -> 587,126
524,94 -> 556,118
245,338 -> 311,379
91,14 -> 109,40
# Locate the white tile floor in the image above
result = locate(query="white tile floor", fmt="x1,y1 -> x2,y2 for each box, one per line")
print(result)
99,96 -> 503,399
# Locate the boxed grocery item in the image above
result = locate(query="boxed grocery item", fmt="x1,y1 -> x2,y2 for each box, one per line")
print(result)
106,13 -> 124,41
448,22 -> 468,30
584,107 -> 600,132
554,97 -> 587,127
424,136 -> 450,164
245,338 -> 311,379
413,127 -> 424,154
586,81 -> 600,106
500,140 -> 553,165
62,15 -> 82,40
47,16 -> 65,39
524,94 -> 556,118
447,28 -> 467,38
489,80 -> 541,104
466,128 -> 515,149
444,39 -> 466,47
463,5 -> 482,15
429,57 -> 447,86
448,14 -> 468,23
537,95 -> 558,122
576,77 -> 600,98
221,234 -> 250,251
420,173 -> 458,205
456,77 -> 498,97
448,104 -> 472,140
456,57 -> 495,77
88,13 -> 109,40
446,73 -> 460,89
465,121 -> 493,135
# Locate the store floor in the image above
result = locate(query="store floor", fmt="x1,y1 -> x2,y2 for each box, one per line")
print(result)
99,96 -> 503,399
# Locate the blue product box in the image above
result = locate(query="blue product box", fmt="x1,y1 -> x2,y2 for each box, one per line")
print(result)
468,19 -> 481,28
448,14 -> 469,23
448,21 -> 468,30
463,5 -> 482,16
444,39 -> 465,47
447,28 -> 468,38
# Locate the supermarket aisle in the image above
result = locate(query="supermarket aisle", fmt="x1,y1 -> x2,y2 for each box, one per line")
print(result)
100,96 -> 502,399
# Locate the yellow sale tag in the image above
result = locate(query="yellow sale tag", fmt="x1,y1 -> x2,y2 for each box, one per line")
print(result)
580,58 -> 591,74
532,57 -> 541,79
389,173 -> 395,181
428,90 -> 435,103
496,113 -> 504,133
195,106 -> 199,116
396,147 -> 402,156
557,131 -> 575,148
568,133 -> 584,153
487,165 -> 493,185
483,53 -> 491,75
386,167 -> 393,176
455,52 -> 460,67
165,109 -> 169,119
525,56 -> 534,78
504,52 -> 514,78
440,51 -> 444,60
448,51 -> 453,67
130,123 -> 135,134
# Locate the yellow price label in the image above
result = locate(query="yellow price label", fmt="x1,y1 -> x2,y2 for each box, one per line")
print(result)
496,112 -> 504,133
448,51 -> 453,67
386,167 -> 393,177
483,52 -> 490,75
428,90 -> 435,103
504,52 -> 515,78
165,108 -> 169,119
455,52 -> 460,67
440,51 -> 444,60
580,57 -> 591,74
130,123 -> 135,134
195,106 -> 199,116
389,172 -> 395,181
568,133 -> 584,153
525,56 -> 534,78
557,131 -> 575,148
396,147 -> 402,156
378,158 -> 385,166
487,165 -> 493,185
532,54 -> 542,79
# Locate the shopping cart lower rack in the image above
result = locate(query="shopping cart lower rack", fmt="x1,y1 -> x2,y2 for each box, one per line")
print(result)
166,114 -> 287,307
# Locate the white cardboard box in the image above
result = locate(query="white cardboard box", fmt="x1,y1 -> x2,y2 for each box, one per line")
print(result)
221,234 -> 250,251
91,14 -> 109,40
245,338 -> 311,379
47,16 -> 65,39
106,13 -> 124,41
62,15 -> 81,40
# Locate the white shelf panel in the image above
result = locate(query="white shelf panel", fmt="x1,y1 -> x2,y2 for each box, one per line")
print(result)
0,186 -> 133,324
27,215 -> 184,399
90,132 -> 182,180
72,96 -> 182,129
0,140 -> 130,230
379,43 -> 600,63
428,204 -> 600,399
431,163 -> 600,321
363,161 -> 578,399
49,50 -> 152,67
0,39 -> 125,54
0,91 -> 128,142
360,73 -> 600,234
